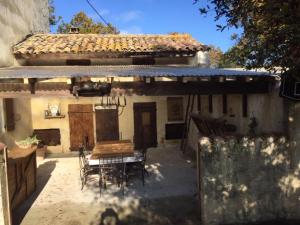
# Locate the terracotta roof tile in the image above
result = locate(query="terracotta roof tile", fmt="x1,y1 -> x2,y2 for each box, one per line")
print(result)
13,33 -> 206,57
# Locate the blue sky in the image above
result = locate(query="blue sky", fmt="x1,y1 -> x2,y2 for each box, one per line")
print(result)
52,0 -> 241,52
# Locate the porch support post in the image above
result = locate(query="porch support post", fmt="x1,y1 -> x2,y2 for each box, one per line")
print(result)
28,78 -> 37,94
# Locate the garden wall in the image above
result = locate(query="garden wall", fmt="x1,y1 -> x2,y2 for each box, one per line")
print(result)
197,136 -> 300,225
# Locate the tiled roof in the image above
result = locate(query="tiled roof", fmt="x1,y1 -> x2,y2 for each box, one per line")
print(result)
0,66 -> 271,79
13,33 -> 206,56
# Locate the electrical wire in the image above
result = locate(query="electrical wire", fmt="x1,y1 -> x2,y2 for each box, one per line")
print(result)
86,0 -> 111,27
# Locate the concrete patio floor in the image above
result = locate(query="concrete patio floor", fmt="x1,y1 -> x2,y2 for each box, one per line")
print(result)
13,146 -> 200,225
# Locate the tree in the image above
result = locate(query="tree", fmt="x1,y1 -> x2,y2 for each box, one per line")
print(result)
48,0 -> 61,26
207,45 -> 238,68
208,45 -> 223,68
218,47 -> 239,68
196,0 -> 300,74
57,12 -> 119,34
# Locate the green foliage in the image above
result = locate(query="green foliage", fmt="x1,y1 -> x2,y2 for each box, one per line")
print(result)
57,12 -> 119,34
48,0 -> 61,26
207,45 -> 238,68
208,45 -> 223,68
219,47 -> 240,68
196,0 -> 300,74
16,136 -> 40,148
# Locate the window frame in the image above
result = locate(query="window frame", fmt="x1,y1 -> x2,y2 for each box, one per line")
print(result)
167,97 -> 184,122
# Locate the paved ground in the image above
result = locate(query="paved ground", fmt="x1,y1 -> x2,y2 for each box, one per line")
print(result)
13,147 -> 200,225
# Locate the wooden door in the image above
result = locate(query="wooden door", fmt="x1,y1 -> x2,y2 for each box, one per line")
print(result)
4,98 -> 15,131
95,109 -> 119,142
134,102 -> 157,150
68,104 -> 94,151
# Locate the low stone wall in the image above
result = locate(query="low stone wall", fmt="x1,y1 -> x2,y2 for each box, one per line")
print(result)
197,136 -> 300,225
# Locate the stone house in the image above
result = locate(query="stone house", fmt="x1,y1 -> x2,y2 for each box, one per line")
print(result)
0,2 -> 298,225
0,33 -> 284,154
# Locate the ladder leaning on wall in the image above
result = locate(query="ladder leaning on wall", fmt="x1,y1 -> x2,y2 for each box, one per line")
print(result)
180,94 -> 195,153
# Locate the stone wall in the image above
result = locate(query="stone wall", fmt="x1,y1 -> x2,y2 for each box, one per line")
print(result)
0,0 -> 49,67
288,102 -> 300,169
197,136 -> 300,225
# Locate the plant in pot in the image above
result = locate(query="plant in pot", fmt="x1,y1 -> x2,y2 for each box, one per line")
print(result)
15,136 -> 46,160
15,135 -> 40,149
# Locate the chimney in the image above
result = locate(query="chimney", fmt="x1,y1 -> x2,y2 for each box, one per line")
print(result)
69,26 -> 80,34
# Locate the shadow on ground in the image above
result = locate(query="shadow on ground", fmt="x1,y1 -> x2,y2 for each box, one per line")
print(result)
88,195 -> 200,225
220,220 -> 300,225
12,160 -> 57,225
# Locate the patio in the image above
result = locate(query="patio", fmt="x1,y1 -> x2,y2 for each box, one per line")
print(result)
13,146 -> 200,225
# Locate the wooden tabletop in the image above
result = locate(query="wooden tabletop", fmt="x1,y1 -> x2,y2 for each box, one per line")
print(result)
91,140 -> 134,159
8,146 -> 37,160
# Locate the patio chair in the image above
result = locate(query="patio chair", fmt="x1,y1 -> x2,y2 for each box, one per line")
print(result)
99,155 -> 126,194
78,146 -> 98,190
126,148 -> 148,186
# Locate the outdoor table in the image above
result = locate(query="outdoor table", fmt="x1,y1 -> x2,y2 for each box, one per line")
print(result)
87,151 -> 143,166
90,140 -> 134,159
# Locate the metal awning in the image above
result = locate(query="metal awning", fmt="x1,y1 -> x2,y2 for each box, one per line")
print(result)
0,65 -> 272,79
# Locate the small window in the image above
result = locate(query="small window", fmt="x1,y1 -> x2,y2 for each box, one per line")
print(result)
133,57 -> 155,65
167,97 -> 183,121
66,59 -> 91,65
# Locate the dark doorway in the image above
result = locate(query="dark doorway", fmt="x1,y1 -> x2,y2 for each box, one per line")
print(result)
95,108 -> 119,142
134,102 -> 157,150
68,104 -> 95,151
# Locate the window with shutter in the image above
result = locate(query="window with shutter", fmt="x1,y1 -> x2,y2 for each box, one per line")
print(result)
167,97 -> 184,121
4,98 -> 15,131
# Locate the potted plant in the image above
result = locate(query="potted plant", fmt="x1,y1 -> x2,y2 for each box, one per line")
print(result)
15,135 -> 40,149
15,136 -> 46,160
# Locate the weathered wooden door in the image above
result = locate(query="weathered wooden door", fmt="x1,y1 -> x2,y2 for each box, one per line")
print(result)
68,104 -> 94,151
134,102 -> 157,150
95,109 -> 119,142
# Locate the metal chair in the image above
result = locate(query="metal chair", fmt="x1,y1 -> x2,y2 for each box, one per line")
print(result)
78,146 -> 98,190
99,155 -> 126,194
126,148 -> 148,186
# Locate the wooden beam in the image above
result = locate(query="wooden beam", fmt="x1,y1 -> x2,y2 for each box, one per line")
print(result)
242,94 -> 248,117
112,80 -> 271,95
70,78 -> 76,93
197,95 -> 201,112
222,94 -> 227,114
208,95 -> 213,113
0,79 -> 273,96
28,78 -> 37,94
16,51 -> 198,60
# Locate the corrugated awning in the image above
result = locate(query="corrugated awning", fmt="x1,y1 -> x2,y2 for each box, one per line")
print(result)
0,65 -> 272,79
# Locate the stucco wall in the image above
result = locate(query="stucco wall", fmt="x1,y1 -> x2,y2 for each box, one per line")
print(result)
0,98 -> 33,149
30,95 -> 187,152
0,0 -> 49,67
188,89 -> 286,151
198,136 -> 300,225
7,90 -> 285,153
